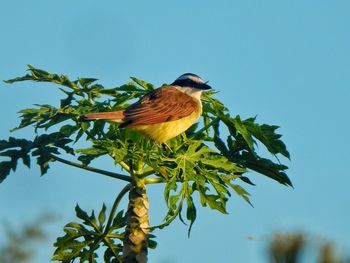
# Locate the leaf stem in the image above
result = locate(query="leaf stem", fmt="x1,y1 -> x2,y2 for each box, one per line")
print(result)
140,168 -> 155,177
119,161 -> 130,172
104,183 -> 131,234
149,197 -> 184,231
190,117 -> 219,139
144,178 -> 165,184
49,153 -> 132,182
84,130 -> 96,140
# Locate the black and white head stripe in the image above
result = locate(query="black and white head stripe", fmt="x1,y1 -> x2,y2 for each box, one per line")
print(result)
172,73 -> 211,90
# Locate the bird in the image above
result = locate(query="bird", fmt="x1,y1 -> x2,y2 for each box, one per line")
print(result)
81,73 -> 212,143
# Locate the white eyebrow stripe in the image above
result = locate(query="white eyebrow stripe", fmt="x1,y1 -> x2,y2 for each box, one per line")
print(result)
177,74 -> 205,84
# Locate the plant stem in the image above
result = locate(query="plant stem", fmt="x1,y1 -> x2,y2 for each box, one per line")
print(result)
144,178 -> 164,184
100,184 -> 132,258
123,177 -> 150,263
49,153 -> 132,182
104,184 -> 131,233
190,117 -> 219,139
119,161 -> 131,172
139,168 -> 155,178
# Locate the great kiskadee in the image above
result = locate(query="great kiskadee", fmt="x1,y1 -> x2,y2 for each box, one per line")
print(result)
81,73 -> 212,143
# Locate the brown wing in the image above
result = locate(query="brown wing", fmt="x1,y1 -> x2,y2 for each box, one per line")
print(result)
119,86 -> 198,128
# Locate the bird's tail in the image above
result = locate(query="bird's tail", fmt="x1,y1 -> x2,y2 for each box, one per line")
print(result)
80,111 -> 125,121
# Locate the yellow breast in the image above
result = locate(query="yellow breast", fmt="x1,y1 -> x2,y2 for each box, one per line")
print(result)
131,105 -> 202,143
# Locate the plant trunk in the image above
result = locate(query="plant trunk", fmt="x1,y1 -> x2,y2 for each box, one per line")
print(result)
122,179 -> 150,263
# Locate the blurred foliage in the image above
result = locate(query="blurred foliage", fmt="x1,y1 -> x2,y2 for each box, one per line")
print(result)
0,213 -> 56,263
1,66 -> 292,262
268,233 -> 350,263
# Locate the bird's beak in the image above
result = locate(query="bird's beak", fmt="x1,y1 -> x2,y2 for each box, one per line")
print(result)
200,83 -> 212,90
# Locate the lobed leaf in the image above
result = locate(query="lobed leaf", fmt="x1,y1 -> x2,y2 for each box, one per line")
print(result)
130,77 -> 156,91
54,203 -> 126,262
4,66 -> 292,238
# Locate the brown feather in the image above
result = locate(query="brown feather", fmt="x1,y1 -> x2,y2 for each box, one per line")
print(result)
81,86 -> 199,129
120,86 -> 198,128
81,111 -> 125,121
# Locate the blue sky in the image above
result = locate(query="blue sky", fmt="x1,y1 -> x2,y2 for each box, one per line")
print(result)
1,0 -> 349,262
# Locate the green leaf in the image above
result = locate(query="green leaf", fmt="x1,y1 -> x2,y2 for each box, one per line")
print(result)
4,67 -> 292,239
186,196 -> 196,236
236,151 -> 292,186
54,202 -> 124,263
175,141 -> 212,177
213,127 -> 229,157
75,204 -> 92,224
148,238 -> 158,249
230,184 -> 253,206
0,161 -> 13,183
104,140 -> 128,164
32,147 -> 52,175
130,77 -> 156,91
103,245 -> 123,263
59,124 -> 79,137
98,203 -> 107,227
81,121 -> 90,131
77,139 -> 127,166
200,153 -> 244,173
90,121 -> 106,139
198,188 -> 228,214
76,205 -> 98,227
111,210 -> 126,230
5,65 -> 77,92
52,240 -> 93,261
164,175 -> 178,204
244,120 -> 290,158
78,78 -> 98,87
239,176 -> 256,186
60,90 -> 75,108
76,146 -> 108,156
229,115 -> 255,151
115,82 -> 143,92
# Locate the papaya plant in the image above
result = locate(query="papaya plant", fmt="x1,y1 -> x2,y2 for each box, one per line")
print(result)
0,66 -> 291,262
